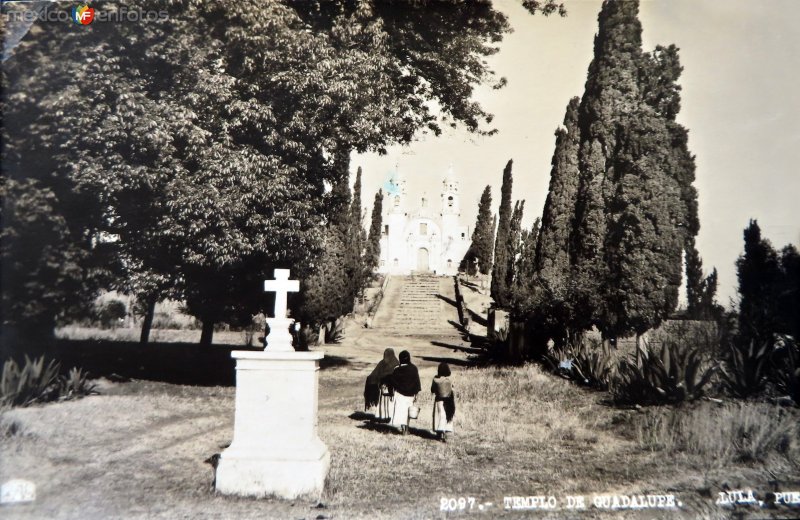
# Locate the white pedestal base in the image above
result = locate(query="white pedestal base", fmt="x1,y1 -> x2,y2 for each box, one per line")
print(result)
215,350 -> 329,499
215,441 -> 330,499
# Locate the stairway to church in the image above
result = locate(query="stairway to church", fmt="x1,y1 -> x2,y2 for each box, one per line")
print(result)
371,274 -> 460,337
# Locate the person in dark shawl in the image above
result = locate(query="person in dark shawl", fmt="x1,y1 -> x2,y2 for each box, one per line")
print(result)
386,350 -> 421,434
364,348 -> 399,421
431,362 -> 455,442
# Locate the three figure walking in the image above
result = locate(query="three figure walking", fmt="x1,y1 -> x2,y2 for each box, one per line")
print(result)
364,349 -> 455,440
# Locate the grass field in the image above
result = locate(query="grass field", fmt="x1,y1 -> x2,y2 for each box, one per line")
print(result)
2,321 -> 799,519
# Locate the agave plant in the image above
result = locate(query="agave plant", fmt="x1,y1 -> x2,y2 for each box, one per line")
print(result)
772,338 -> 800,405
719,340 -> 771,398
60,367 -> 99,399
613,341 -> 717,406
541,340 -> 571,376
571,340 -> 615,390
1,356 -> 61,408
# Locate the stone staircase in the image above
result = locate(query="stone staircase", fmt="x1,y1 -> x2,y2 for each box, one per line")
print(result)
371,274 -> 459,337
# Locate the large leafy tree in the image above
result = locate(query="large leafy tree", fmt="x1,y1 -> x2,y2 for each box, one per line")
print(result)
3,0 -> 563,346
0,180 -> 108,359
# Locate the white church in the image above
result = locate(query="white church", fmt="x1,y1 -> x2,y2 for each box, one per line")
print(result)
377,167 -> 470,276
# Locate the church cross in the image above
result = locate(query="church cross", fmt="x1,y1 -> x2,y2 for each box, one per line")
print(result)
263,269 -> 299,319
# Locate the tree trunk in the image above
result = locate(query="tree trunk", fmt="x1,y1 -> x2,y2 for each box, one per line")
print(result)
635,331 -> 650,367
487,308 -> 496,339
139,298 -> 157,345
509,320 -> 525,364
200,320 -> 215,346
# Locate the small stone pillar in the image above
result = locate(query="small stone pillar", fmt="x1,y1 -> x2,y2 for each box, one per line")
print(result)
215,269 -> 329,499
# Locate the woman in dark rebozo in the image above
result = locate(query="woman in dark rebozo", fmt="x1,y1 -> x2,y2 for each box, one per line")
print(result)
364,348 -> 399,421
431,362 -> 455,442
387,350 -> 421,434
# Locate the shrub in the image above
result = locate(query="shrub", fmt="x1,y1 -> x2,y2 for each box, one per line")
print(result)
613,340 -> 717,406
1,356 -> 61,408
96,299 -> 127,328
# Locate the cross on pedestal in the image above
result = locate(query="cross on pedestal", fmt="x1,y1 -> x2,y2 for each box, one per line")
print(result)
264,269 -> 299,319
217,266 -> 328,498
262,269 -> 300,351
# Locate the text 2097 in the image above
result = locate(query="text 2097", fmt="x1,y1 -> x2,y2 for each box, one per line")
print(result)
441,497 -> 477,511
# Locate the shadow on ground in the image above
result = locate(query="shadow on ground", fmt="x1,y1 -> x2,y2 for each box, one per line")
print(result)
434,294 -> 458,308
466,308 -> 488,327
420,355 -> 473,367
47,339 -> 349,386
429,340 -> 484,356
349,412 -> 439,440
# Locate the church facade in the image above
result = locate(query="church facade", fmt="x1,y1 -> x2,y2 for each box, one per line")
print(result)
378,168 -> 470,276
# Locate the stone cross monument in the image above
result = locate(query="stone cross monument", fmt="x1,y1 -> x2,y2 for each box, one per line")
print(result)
262,269 -> 299,350
215,268 -> 330,499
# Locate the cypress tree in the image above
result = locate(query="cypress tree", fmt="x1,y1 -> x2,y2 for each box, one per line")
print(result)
686,242 -> 719,320
491,159 -> 514,309
570,0 -> 697,339
699,267 -> 720,321
462,185 -> 494,275
603,88 -> 686,338
511,217 -> 540,315
603,42 -> 699,337
346,167 -> 367,302
298,152 -> 354,326
778,245 -> 800,340
534,97 -> 581,330
736,220 -> 783,345
570,0 -> 644,334
505,200 -> 525,292
641,44 -> 700,246
363,189 -> 383,279
489,214 -> 497,275
685,244 -> 705,318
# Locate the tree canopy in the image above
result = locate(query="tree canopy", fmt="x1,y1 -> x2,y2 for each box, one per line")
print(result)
521,0 -> 700,342
462,185 -> 494,275
491,159 -> 514,308
2,0 -> 564,345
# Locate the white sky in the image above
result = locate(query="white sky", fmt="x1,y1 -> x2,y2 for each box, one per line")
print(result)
353,0 -> 800,306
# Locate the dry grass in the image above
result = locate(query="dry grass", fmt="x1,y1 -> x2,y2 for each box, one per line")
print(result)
2,331 -> 800,519
56,326 -> 255,346
634,402 -> 800,468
